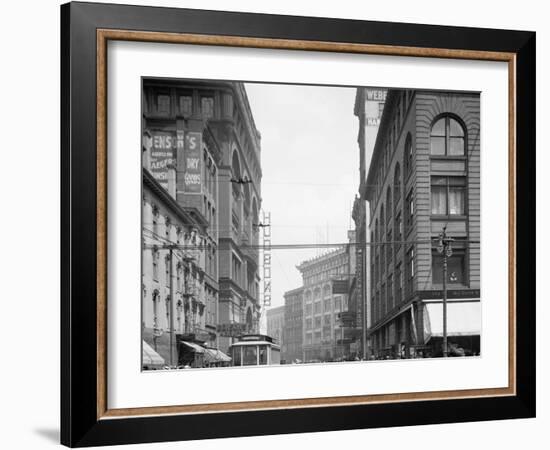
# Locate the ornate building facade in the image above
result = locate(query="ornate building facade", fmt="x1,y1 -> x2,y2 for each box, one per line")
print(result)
141,79 -> 262,365
297,248 -> 351,362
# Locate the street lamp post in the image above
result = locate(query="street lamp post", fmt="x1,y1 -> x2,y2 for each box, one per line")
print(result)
436,226 -> 453,358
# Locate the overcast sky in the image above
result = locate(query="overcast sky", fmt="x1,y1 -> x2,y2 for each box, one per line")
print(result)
245,82 -> 359,311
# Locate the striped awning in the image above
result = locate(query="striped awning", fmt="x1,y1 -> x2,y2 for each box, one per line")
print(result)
181,341 -> 205,353
204,348 -> 232,364
142,340 -> 165,367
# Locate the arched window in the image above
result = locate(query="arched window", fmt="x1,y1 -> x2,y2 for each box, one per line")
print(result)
430,116 -> 465,156
386,187 -> 392,225
246,307 -> 253,332
404,133 -> 413,180
393,163 -> 401,210
380,204 -> 385,237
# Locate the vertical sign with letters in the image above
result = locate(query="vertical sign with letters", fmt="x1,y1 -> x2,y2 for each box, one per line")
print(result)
150,131 -> 176,188
184,132 -> 202,193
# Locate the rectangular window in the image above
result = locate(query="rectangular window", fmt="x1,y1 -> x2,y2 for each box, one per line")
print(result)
431,177 -> 466,215
381,283 -> 386,316
152,211 -> 159,238
405,189 -> 414,232
386,229 -> 392,268
305,318 -> 312,330
380,241 -> 386,275
387,274 -> 394,310
152,249 -> 159,281
305,304 -> 312,316
179,95 -> 192,117
394,212 -> 402,249
406,247 -> 415,296
324,298 -> 331,312
395,263 -> 403,304
201,97 -> 214,119
432,249 -> 467,285
157,94 -> 170,114
314,302 -> 321,315
314,317 -> 322,329
243,346 -> 257,366
324,315 -> 331,326
334,297 -> 342,312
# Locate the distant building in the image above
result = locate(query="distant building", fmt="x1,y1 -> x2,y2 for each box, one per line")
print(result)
364,89 -> 481,358
266,306 -> 285,349
282,287 -> 304,363
297,246 -> 352,362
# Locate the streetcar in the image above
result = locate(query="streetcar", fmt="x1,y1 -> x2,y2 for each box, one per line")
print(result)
229,334 -> 281,366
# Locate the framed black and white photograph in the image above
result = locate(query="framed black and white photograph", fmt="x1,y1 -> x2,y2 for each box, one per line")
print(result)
61,2 -> 535,447
140,78 -> 482,369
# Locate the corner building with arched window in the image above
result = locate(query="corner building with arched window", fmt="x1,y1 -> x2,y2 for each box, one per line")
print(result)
363,89 -> 481,359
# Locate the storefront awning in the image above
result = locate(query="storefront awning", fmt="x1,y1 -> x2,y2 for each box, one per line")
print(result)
142,340 -> 165,367
181,341 -> 205,353
423,301 -> 481,343
204,348 -> 232,364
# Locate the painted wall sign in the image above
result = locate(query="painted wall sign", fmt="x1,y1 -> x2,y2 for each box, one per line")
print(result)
366,90 -> 387,101
150,131 -> 176,187
184,131 -> 202,193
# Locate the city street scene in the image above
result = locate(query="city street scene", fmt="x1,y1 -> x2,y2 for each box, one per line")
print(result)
141,78 -> 481,370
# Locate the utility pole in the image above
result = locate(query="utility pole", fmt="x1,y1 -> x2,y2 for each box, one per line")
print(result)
169,246 -> 175,368
360,244 -> 367,360
436,226 -> 453,358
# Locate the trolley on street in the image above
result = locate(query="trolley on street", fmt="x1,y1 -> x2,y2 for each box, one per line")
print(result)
229,334 -> 281,366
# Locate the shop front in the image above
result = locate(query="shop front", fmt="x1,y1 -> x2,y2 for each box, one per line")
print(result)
422,299 -> 481,357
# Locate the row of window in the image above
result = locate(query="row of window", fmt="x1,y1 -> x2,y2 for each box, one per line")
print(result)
372,245 -> 468,324
304,265 -> 348,286
304,296 -> 345,316
147,90 -> 215,119
149,289 -> 207,335
305,328 -> 344,345
304,285 -> 333,302
370,114 -> 467,218
304,313 -> 342,330
369,115 -> 469,296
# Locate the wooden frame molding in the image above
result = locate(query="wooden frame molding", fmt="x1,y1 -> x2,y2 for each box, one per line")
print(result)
96,28 -> 517,420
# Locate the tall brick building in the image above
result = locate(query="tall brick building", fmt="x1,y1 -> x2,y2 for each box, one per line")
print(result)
282,287 -> 304,363
350,88 -> 388,358
364,89 -> 481,358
